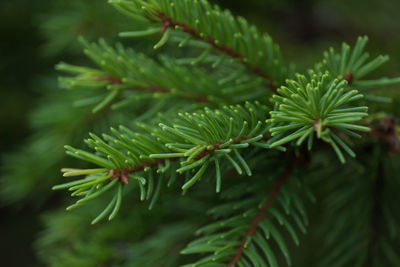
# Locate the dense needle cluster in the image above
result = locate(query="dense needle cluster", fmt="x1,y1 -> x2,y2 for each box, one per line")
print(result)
44,0 -> 400,266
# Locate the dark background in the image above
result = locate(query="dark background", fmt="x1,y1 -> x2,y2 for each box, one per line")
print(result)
1,0 -> 399,265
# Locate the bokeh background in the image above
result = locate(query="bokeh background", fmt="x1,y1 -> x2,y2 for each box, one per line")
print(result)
1,0 -> 399,266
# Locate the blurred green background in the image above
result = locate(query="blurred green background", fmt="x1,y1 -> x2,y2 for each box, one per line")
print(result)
1,0 -> 399,266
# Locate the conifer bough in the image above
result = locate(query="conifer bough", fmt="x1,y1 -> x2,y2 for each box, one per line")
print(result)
109,0 -> 291,92
51,0 -> 400,266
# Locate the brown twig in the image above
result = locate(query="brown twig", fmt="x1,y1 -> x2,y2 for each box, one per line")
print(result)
105,75 -> 123,85
343,72 -> 354,85
108,157 -> 179,184
108,136 -> 256,184
228,163 -> 294,266
100,75 -> 211,104
155,11 -> 277,94
313,119 -> 326,132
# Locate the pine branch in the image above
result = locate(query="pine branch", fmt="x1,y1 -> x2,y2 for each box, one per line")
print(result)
53,102 -> 276,222
262,36 -> 400,161
9,0 -> 400,265
109,0 -> 291,92
228,163 -> 294,266
106,133 -> 256,184
154,9 -> 278,93
52,32 -> 400,227
53,68 -> 396,223
315,36 -> 400,103
267,71 -> 369,163
181,164 -> 313,266
57,38 -> 267,112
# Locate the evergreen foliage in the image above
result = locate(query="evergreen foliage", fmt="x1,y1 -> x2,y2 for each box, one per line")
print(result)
2,0 -> 400,266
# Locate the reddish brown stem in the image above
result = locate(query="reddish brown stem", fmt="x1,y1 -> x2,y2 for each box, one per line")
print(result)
108,157 -> 179,184
155,11 -> 277,94
100,75 -> 211,104
105,75 -> 123,85
228,164 -> 294,266
343,72 -> 354,85
108,136 -> 254,184
313,119 -> 326,132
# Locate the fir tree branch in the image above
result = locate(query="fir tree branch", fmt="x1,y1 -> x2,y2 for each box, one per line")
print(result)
267,71 -> 369,163
106,134 -> 256,184
228,163 -> 294,266
154,10 -> 278,93
10,0 -> 400,265
57,38 -> 267,112
181,161 -> 313,266
53,102 -> 275,222
99,74 -> 211,104
109,0 -> 291,93
315,36 -> 400,96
